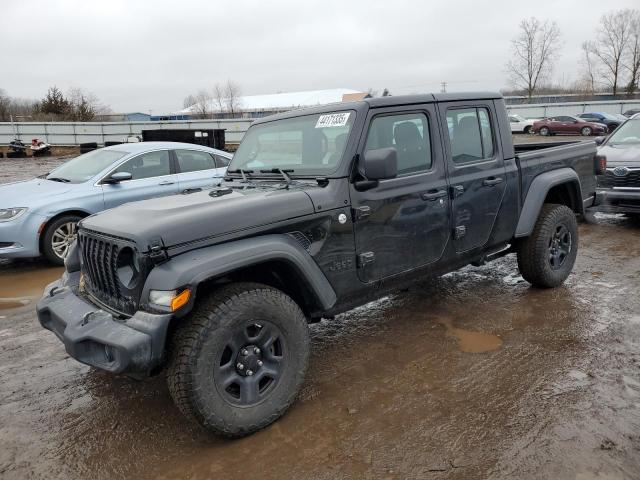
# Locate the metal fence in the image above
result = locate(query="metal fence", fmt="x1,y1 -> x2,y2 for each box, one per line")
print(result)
506,99 -> 640,119
0,119 -> 254,146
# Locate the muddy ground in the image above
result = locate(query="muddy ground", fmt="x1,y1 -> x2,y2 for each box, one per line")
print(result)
1,142 -> 640,479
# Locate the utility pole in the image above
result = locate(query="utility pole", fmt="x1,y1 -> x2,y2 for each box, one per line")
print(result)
440,81 -> 447,93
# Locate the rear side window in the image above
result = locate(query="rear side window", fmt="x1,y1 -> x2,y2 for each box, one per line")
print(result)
214,154 -> 231,168
175,150 -> 217,173
364,113 -> 432,175
446,107 -> 495,163
114,150 -> 170,180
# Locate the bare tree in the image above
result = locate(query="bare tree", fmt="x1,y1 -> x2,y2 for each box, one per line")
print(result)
67,87 -> 106,121
212,80 -> 242,117
506,17 -> 561,100
223,80 -> 242,116
186,90 -> 213,118
183,94 -> 197,109
590,10 -> 634,96
625,11 -> 640,94
580,41 -> 598,94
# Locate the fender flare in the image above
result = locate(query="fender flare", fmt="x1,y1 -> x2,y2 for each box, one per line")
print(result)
141,234 -> 337,311
515,168 -> 583,238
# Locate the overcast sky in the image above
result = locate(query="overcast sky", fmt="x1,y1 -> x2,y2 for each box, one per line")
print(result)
1,0 -> 638,114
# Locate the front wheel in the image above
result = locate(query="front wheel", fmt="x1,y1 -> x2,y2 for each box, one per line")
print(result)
42,215 -> 82,265
581,126 -> 592,136
516,204 -> 578,288
167,282 -> 310,437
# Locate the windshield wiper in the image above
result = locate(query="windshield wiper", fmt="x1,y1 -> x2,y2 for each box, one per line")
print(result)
46,177 -> 71,183
227,168 -> 254,182
260,168 -> 294,188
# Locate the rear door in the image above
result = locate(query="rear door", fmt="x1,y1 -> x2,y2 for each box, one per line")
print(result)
350,105 -> 451,282
440,102 -> 507,253
102,149 -> 180,208
173,149 -> 226,192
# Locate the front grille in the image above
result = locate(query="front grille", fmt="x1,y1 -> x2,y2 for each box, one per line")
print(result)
78,229 -> 143,316
598,170 -> 640,188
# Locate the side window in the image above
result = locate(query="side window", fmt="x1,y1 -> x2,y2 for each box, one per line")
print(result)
364,112 -> 432,176
446,107 -> 495,163
175,150 -> 216,173
214,154 -> 231,168
114,150 -> 170,180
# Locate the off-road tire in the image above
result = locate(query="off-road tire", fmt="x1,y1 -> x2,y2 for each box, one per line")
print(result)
42,214 -> 82,265
167,282 -> 310,437
516,204 -> 578,288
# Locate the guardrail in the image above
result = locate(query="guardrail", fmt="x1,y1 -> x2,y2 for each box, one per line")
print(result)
0,119 -> 255,146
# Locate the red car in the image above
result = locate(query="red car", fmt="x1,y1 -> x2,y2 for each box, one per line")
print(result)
532,115 -> 608,136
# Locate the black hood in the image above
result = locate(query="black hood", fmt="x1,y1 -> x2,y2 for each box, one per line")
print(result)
599,143 -> 640,167
81,184 -> 315,251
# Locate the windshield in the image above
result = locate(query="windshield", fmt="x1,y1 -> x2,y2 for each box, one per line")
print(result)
229,111 -> 355,176
607,119 -> 640,145
46,149 -> 129,183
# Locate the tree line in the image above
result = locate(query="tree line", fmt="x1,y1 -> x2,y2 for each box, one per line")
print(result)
506,9 -> 640,100
0,86 -> 110,122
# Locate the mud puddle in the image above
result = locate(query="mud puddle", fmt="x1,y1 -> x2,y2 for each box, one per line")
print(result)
0,265 -> 63,310
438,317 -> 503,353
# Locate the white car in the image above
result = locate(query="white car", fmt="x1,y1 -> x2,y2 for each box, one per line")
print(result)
508,114 -> 536,134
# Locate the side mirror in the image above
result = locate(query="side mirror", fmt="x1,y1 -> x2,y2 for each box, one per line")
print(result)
104,171 -> 132,184
594,136 -> 606,146
362,148 -> 398,180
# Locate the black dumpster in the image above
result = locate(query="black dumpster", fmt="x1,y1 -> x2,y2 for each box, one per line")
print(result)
141,129 -> 226,150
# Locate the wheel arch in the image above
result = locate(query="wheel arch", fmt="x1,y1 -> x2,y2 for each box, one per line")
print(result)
515,168 -> 583,238
38,209 -> 91,253
142,234 -> 337,319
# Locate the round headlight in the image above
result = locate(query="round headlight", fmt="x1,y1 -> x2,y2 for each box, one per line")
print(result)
116,247 -> 140,289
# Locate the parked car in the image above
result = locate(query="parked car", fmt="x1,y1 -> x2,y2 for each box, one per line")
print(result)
592,116 -> 640,217
533,115 -> 607,136
0,142 -> 231,264
623,108 -> 640,118
577,112 -> 622,133
508,113 -> 536,134
38,92 -> 601,437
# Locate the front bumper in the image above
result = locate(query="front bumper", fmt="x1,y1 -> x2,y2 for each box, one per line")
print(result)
0,212 -> 46,258
37,271 -> 172,378
590,189 -> 640,214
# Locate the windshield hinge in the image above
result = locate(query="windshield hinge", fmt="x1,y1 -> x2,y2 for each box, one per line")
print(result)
149,237 -> 168,263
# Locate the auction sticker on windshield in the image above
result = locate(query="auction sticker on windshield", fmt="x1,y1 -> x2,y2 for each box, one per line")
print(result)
316,112 -> 350,128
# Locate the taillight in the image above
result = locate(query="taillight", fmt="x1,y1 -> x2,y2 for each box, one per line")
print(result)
595,154 -> 606,175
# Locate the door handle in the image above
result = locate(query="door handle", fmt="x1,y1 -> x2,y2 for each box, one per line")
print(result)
421,190 -> 447,201
158,181 -> 175,186
482,177 -> 504,187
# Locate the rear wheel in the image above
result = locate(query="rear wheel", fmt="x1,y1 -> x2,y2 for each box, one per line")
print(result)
523,125 -> 532,134
516,204 -> 578,288
42,214 -> 82,265
539,126 -> 550,136
581,126 -> 592,136
608,124 -> 619,133
167,282 -> 310,437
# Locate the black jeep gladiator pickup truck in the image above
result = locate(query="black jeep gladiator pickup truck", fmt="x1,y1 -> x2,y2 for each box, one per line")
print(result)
37,92 -> 602,437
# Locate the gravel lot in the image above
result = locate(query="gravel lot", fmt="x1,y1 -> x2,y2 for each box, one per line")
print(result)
2,138 -> 639,480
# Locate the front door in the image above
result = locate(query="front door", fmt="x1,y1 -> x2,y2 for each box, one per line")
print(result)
351,106 -> 451,283
440,103 -> 507,253
102,149 -> 180,208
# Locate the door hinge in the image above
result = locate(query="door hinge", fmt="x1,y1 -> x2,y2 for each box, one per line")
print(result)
357,251 -> 375,268
450,185 -> 464,198
454,226 -> 466,239
352,206 -> 371,221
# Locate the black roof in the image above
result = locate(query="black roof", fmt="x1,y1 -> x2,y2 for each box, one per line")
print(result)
252,91 -> 503,124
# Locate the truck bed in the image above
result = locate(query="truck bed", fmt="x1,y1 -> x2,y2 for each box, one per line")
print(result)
515,140 -> 598,209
